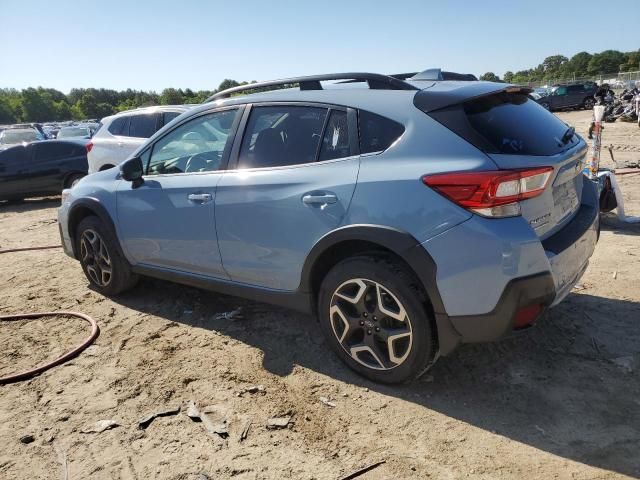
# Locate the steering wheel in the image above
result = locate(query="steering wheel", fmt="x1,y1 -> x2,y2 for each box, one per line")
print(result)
184,152 -> 219,173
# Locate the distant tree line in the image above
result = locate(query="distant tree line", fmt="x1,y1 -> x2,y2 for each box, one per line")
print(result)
479,48 -> 639,84
0,79 -> 253,124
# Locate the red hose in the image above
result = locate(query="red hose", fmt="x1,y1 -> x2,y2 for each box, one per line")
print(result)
0,311 -> 99,384
0,245 -> 99,384
0,245 -> 61,254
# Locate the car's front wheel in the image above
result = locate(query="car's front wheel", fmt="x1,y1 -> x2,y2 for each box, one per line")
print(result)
76,216 -> 138,295
318,256 -> 436,384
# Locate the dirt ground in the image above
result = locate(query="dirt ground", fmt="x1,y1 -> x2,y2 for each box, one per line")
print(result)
1,110 -> 639,480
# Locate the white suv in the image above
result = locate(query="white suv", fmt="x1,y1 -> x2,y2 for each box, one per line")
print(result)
87,105 -> 192,173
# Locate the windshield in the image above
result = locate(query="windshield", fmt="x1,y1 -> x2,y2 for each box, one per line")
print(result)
0,129 -> 41,144
57,127 -> 90,138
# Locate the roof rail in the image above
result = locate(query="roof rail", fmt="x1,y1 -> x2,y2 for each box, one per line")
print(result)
204,72 -> 418,103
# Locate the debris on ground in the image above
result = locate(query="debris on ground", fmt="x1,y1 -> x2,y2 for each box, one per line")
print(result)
19,434 -> 35,444
138,405 -> 181,430
81,420 -> 119,434
266,415 -> 292,429
239,418 -> 251,442
237,384 -> 266,397
339,460 -> 386,480
319,396 -> 336,408
186,403 -> 229,439
611,355 -> 636,373
213,308 -> 243,321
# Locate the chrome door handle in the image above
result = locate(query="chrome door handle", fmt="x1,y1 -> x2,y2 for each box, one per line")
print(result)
188,193 -> 213,203
302,194 -> 337,205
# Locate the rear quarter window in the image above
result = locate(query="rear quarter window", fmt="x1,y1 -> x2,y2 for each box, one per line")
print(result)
108,117 -> 129,136
358,110 -> 405,154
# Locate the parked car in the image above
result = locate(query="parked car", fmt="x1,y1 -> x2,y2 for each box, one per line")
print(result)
0,127 -> 45,149
537,83 -> 598,111
57,126 -> 93,139
87,106 -> 191,173
0,140 -> 87,201
59,71 -> 599,384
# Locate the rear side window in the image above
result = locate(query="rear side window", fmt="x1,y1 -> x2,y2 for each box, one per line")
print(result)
129,114 -> 158,138
431,92 -> 579,156
358,110 -> 405,154
319,110 -> 350,161
33,143 -> 78,162
163,111 -> 182,126
108,117 -> 129,136
238,106 -> 327,169
567,85 -> 584,93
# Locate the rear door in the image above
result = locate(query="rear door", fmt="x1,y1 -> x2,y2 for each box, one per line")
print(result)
30,142 -> 83,192
215,103 -> 360,290
0,146 -> 30,197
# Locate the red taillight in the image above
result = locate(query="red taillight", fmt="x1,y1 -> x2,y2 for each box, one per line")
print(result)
86,142 -> 93,153
513,303 -> 543,328
422,167 -> 553,218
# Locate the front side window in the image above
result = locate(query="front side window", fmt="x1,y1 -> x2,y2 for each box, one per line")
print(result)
146,109 -> 238,175
554,87 -> 567,96
33,143 -> 77,162
238,106 -> 327,169
129,114 -> 158,138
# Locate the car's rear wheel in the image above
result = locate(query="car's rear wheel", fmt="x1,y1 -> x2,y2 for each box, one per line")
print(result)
76,216 -> 138,295
65,173 -> 85,189
318,256 -> 436,384
583,97 -> 595,110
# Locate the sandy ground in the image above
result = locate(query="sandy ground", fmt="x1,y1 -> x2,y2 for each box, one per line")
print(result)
1,110 -> 639,480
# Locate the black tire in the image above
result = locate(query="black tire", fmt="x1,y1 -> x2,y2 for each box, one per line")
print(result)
75,216 -> 138,295
318,256 -> 436,384
583,97 -> 595,110
65,173 -> 85,189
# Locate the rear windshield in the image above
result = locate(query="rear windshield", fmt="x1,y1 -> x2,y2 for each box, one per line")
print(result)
430,92 -> 579,156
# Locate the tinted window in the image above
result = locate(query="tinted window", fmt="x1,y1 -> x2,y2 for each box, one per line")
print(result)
554,87 -> 567,96
567,85 -> 584,93
319,110 -> 350,161
147,109 -> 238,175
163,111 -> 182,126
108,117 -> 129,136
238,106 -> 327,169
461,92 -> 578,155
129,114 -> 158,138
0,145 -> 28,165
33,143 -> 79,163
358,110 -> 405,154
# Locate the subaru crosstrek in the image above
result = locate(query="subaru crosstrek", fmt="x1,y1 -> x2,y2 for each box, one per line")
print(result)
58,72 -> 599,384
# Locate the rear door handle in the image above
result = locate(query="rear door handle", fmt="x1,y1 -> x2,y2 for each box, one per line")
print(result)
302,193 -> 337,205
188,193 -> 213,203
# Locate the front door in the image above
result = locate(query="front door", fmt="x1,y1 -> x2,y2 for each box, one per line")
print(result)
116,108 -> 241,278
215,104 -> 360,290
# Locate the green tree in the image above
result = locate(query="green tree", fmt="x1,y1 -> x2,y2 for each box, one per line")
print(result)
620,50 -> 640,72
20,88 -> 57,121
503,71 -> 514,83
479,72 -> 500,82
0,98 -> 16,123
587,50 -> 626,75
160,88 -> 184,105
565,51 -> 592,77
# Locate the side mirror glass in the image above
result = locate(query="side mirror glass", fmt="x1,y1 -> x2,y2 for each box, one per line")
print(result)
121,156 -> 144,186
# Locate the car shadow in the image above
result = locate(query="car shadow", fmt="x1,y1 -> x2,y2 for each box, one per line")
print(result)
600,212 -> 640,236
112,279 -> 640,477
0,196 -> 60,213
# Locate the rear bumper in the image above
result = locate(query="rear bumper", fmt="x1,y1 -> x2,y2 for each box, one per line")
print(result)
422,181 -> 599,354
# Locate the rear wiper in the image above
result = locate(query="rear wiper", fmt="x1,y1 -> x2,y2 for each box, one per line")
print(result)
561,126 -> 575,144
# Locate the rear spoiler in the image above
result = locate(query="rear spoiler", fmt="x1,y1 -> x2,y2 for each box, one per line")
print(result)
413,84 -> 533,113
392,68 -> 478,81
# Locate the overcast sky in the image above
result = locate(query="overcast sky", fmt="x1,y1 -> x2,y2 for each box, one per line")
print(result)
2,0 -> 638,92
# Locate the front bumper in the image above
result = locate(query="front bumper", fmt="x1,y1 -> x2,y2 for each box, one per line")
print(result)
57,203 -> 75,259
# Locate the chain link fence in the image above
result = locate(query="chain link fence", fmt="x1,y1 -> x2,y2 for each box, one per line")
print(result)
523,71 -> 640,90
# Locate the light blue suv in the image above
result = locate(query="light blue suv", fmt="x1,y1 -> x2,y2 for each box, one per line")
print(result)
58,72 -> 599,383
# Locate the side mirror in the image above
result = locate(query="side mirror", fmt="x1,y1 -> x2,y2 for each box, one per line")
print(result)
121,157 -> 144,187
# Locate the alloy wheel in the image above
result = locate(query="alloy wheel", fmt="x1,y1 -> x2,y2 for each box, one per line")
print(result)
329,278 -> 413,371
80,229 -> 112,287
